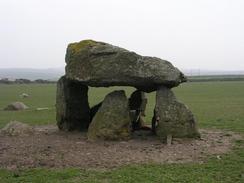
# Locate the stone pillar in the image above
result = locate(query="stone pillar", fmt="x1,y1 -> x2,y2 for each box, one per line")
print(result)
153,86 -> 200,139
56,76 -> 90,131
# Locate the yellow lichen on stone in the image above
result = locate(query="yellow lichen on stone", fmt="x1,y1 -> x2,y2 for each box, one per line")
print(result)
68,40 -> 97,52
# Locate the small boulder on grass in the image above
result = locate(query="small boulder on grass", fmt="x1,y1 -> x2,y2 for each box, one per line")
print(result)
20,93 -> 29,98
4,102 -> 29,111
1,121 -> 34,136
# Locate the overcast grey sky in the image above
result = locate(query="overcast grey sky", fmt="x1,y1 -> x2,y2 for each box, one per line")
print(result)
0,0 -> 244,70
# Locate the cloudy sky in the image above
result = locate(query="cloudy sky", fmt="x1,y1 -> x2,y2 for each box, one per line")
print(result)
0,0 -> 244,70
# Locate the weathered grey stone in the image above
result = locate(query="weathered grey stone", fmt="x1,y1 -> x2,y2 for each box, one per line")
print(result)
1,121 -> 33,136
65,40 -> 186,92
153,86 -> 200,138
56,76 -> 90,131
20,93 -> 29,98
4,102 -> 28,111
88,90 -> 131,140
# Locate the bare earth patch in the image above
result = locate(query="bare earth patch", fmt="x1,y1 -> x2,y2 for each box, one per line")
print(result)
0,125 -> 242,170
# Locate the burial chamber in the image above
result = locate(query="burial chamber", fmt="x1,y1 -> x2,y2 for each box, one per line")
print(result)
56,40 -> 200,141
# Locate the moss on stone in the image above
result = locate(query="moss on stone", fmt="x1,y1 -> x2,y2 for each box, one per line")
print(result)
68,40 -> 97,52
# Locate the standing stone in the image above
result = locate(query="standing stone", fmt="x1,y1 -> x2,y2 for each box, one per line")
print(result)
153,86 -> 200,138
56,76 -> 90,131
88,90 -> 131,140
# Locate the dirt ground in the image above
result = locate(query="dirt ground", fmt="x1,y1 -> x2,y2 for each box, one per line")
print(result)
0,125 -> 241,170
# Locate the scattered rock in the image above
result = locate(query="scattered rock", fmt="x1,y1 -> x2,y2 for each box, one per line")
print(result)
36,107 -> 49,111
1,121 -> 34,136
88,90 -> 131,140
20,93 -> 29,98
154,86 -> 200,138
4,102 -> 29,111
65,40 -> 186,92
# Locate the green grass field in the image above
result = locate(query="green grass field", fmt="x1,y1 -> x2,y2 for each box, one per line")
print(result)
0,81 -> 244,182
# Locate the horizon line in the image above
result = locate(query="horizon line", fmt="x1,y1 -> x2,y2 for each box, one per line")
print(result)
1,67 -> 244,72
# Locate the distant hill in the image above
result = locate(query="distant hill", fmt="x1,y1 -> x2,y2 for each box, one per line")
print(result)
0,68 -> 64,81
182,69 -> 244,76
0,68 -> 244,81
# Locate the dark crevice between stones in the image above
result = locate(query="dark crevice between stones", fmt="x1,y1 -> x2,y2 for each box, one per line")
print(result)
90,101 -> 103,123
128,90 -> 153,137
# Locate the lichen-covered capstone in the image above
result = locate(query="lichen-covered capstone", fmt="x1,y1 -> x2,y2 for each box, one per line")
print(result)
153,86 -> 200,138
88,90 -> 131,140
65,40 -> 186,92
56,76 -> 90,131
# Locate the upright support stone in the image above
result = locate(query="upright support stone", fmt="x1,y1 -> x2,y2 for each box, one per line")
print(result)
153,86 -> 200,139
88,90 -> 131,140
56,76 -> 90,131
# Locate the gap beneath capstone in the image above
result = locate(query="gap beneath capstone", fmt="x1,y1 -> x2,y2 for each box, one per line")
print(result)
56,76 -> 200,142
88,86 -> 154,140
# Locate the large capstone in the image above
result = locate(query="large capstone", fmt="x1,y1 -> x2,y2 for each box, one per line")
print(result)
153,86 -> 200,138
65,40 -> 186,92
56,76 -> 90,131
88,90 -> 131,140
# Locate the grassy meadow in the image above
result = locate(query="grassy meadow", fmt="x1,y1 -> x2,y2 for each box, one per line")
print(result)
0,81 -> 244,182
